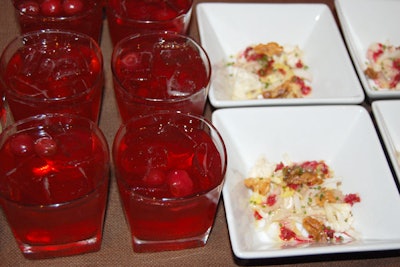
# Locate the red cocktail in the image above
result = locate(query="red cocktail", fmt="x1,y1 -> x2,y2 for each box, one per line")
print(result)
113,111 -> 227,252
12,0 -> 103,43
0,113 -> 110,259
111,31 -> 210,122
107,0 -> 192,45
0,90 -> 5,132
0,30 -> 104,123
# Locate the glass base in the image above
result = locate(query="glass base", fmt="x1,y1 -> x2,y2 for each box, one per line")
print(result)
19,236 -> 101,259
132,228 -> 211,253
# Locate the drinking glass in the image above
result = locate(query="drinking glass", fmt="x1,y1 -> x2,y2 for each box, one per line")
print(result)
0,113 -> 110,259
0,94 -> 5,133
106,0 -> 192,45
12,0 -> 104,43
111,31 -> 211,122
113,111 -> 227,252
0,29 -> 104,124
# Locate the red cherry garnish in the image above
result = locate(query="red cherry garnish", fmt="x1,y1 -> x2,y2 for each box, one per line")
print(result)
9,133 -> 34,156
143,169 -> 166,186
34,137 -> 57,157
155,8 -> 177,21
40,0 -> 62,16
62,0 -> 84,16
167,169 -> 193,197
120,52 -> 140,68
18,0 -> 40,15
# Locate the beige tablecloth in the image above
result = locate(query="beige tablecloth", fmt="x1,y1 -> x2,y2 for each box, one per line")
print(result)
1,0 -> 400,266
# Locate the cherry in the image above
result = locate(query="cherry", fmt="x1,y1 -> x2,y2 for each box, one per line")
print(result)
143,169 -> 166,186
9,133 -> 34,156
40,0 -> 62,16
120,52 -> 140,69
167,169 -> 193,197
155,8 -> 177,21
34,137 -> 57,157
18,0 -> 40,15
62,0 -> 84,16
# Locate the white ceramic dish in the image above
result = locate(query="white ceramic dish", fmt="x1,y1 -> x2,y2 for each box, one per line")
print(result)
196,3 -> 364,108
372,100 -> 400,181
335,0 -> 400,99
212,105 -> 400,259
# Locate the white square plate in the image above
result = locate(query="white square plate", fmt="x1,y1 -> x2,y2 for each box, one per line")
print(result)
197,3 -> 364,108
372,100 -> 400,181
335,0 -> 400,99
212,105 -> 400,259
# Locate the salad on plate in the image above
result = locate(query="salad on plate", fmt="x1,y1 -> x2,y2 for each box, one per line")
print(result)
214,42 -> 312,100
244,157 -> 361,244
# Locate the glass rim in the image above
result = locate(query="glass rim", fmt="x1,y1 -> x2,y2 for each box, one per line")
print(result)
113,110 -> 227,202
111,30 -> 211,103
107,0 -> 193,24
0,29 -> 104,102
0,113 -> 110,207
12,0 -> 102,21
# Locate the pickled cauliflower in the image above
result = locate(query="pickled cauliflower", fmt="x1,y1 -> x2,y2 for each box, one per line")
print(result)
244,158 -> 360,244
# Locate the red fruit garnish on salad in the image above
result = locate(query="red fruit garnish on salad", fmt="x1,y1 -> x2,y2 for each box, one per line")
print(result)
279,226 -> 297,241
344,193 -> 361,206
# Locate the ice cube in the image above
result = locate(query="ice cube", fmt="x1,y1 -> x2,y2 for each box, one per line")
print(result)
37,57 -> 56,79
158,44 -> 185,65
52,57 -> 79,81
19,47 -> 41,76
167,70 -> 196,97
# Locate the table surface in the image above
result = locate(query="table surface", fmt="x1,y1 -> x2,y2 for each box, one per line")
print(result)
1,0 -> 400,266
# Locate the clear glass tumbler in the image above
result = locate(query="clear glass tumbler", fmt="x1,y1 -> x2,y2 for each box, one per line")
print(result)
111,31 -> 211,122
12,0 -> 104,43
0,113 -> 110,259
0,29 -> 104,124
113,111 -> 227,252
106,0 -> 192,45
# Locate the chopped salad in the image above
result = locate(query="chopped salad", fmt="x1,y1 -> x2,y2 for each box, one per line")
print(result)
364,42 -> 400,90
219,42 -> 312,100
244,158 -> 360,244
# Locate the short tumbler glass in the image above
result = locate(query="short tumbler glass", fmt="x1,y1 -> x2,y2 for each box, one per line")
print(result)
111,31 -> 211,122
0,91 -> 6,132
0,29 -> 104,124
0,113 -> 110,259
106,0 -> 192,45
12,0 -> 104,43
113,111 -> 227,252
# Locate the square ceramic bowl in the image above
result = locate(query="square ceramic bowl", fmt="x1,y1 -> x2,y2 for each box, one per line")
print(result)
212,105 -> 400,259
197,3 -> 364,108
335,0 -> 400,99
372,100 -> 400,181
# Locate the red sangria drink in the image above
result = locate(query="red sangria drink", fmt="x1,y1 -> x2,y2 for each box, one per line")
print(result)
0,113 -> 110,259
107,0 -> 192,45
12,0 -> 103,43
0,90 -> 5,132
0,30 -> 104,124
111,31 -> 210,122
113,111 -> 227,252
